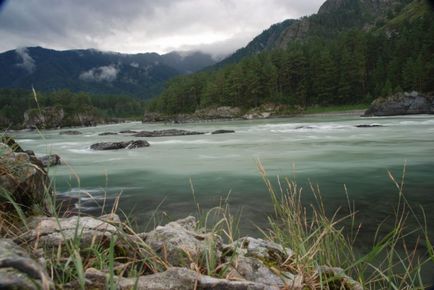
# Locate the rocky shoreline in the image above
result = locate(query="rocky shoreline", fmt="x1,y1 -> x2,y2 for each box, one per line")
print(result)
363,91 -> 434,116
0,138 -> 363,289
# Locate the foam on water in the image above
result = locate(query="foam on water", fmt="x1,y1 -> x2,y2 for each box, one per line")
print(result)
68,148 -> 94,154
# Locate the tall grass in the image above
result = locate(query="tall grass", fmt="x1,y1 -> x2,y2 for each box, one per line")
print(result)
258,161 -> 433,289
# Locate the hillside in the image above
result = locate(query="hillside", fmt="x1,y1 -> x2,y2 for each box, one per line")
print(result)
150,0 -> 434,115
0,47 -> 216,99
217,0 -> 413,66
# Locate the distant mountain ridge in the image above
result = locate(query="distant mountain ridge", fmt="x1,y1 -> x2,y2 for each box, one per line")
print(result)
0,47 -> 216,99
218,0 -> 413,66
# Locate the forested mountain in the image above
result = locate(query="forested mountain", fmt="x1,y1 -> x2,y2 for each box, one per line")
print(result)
0,47 -> 216,99
150,0 -> 434,114
218,0 -> 413,66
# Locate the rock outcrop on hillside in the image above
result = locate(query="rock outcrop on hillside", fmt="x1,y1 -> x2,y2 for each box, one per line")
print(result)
23,106 -> 65,129
363,92 -> 434,116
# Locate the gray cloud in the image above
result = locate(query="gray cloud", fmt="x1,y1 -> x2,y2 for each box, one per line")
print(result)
0,0 -> 324,56
79,65 -> 118,82
15,47 -> 35,73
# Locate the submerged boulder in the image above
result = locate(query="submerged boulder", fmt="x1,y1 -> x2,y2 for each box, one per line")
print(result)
211,129 -> 235,134
98,132 -> 118,136
0,239 -> 51,290
90,140 -> 149,150
59,130 -> 82,135
363,91 -> 434,116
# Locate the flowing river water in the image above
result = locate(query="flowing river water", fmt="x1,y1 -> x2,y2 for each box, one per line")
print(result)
11,113 -> 434,259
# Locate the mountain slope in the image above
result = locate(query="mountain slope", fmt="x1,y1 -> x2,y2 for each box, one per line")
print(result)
218,0 -> 413,66
0,47 -> 216,99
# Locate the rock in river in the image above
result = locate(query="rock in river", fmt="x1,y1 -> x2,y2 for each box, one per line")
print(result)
133,129 -> 205,137
211,129 -> 235,134
90,140 -> 149,150
37,154 -> 61,167
355,124 -> 383,128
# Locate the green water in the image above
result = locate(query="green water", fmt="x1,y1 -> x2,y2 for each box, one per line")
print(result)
11,114 -> 434,235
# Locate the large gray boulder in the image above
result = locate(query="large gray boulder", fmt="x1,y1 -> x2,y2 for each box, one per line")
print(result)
18,214 -> 120,248
0,239 -> 51,290
363,91 -> 434,116
0,142 -> 53,213
140,216 -> 221,267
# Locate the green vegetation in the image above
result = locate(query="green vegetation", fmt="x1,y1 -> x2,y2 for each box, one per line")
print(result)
0,88 -> 146,128
150,2 -> 433,115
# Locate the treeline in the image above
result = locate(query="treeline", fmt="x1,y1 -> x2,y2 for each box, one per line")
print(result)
150,9 -> 434,114
0,89 -> 145,126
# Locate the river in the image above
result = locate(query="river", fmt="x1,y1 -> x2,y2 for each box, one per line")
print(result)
11,114 -> 434,241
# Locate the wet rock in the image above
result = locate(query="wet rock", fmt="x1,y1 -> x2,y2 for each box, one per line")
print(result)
59,130 -> 82,135
139,216 -> 221,267
363,91 -> 434,116
98,132 -> 118,136
119,130 -> 138,134
211,129 -> 235,134
355,124 -> 383,128
0,143 -> 53,212
133,129 -> 205,138
0,239 -> 51,290
37,154 -> 61,168
19,214 -> 120,248
90,140 -> 150,150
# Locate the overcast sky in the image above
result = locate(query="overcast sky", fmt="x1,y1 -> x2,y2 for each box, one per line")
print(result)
0,0 -> 324,56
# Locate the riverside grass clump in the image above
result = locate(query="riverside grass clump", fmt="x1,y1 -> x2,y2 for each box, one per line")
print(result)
258,162 -> 434,289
